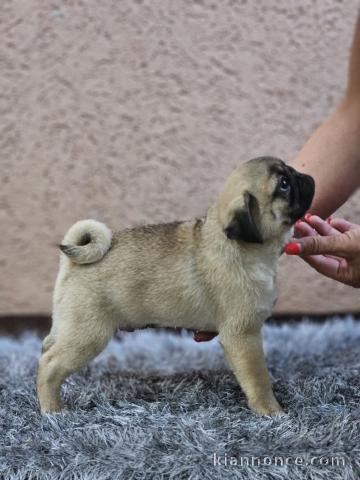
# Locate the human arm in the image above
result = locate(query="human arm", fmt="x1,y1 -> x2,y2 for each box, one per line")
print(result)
291,17 -> 360,218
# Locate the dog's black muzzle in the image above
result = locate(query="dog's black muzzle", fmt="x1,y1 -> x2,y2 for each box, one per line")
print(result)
288,172 -> 315,223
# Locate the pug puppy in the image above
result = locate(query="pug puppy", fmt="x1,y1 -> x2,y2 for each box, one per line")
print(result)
37,156 -> 314,415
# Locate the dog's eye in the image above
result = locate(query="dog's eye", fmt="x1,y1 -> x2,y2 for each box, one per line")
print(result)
279,176 -> 291,194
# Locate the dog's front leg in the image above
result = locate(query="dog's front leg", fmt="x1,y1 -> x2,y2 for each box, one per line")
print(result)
219,327 -> 283,416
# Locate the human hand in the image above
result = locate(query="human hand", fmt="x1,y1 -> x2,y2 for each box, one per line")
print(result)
284,214 -> 360,288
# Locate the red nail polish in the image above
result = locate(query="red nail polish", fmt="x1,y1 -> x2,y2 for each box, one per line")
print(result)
194,331 -> 217,342
305,213 -> 312,222
326,217 -> 333,224
284,243 -> 301,255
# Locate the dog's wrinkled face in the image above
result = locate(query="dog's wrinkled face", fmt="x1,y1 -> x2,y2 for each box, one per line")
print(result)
218,156 -> 315,244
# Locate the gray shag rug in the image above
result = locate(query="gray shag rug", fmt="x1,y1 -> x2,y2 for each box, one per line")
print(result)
0,318 -> 359,480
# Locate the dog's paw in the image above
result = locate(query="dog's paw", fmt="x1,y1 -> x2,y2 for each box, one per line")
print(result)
40,400 -> 64,415
248,397 -> 284,417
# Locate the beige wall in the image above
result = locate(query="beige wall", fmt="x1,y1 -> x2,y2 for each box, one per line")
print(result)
1,0 -> 360,315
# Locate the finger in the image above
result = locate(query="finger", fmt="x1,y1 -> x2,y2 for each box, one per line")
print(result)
193,331 -> 217,342
284,233 -> 350,257
300,254 -> 343,279
329,218 -> 358,233
324,254 -> 345,262
306,215 -> 341,236
294,220 -> 316,238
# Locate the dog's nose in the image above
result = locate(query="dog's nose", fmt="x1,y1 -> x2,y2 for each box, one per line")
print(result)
297,172 -> 315,191
297,173 -> 315,214
302,173 -> 315,192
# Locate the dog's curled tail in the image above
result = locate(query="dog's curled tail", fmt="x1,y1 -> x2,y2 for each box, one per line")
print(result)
59,219 -> 112,264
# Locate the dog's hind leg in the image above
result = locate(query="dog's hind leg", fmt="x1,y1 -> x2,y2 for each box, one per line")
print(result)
37,311 -> 115,413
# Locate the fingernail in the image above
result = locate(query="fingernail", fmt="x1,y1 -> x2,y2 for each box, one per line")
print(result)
284,242 -> 301,255
304,213 -> 312,222
194,331 -> 217,342
295,219 -> 302,226
326,217 -> 333,224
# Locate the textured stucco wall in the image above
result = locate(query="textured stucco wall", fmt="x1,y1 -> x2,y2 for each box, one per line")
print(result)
1,0 -> 360,315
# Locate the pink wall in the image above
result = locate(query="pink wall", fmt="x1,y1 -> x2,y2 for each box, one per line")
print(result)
1,0 -> 360,315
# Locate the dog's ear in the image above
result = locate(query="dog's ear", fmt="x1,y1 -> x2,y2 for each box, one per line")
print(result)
224,191 -> 263,244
